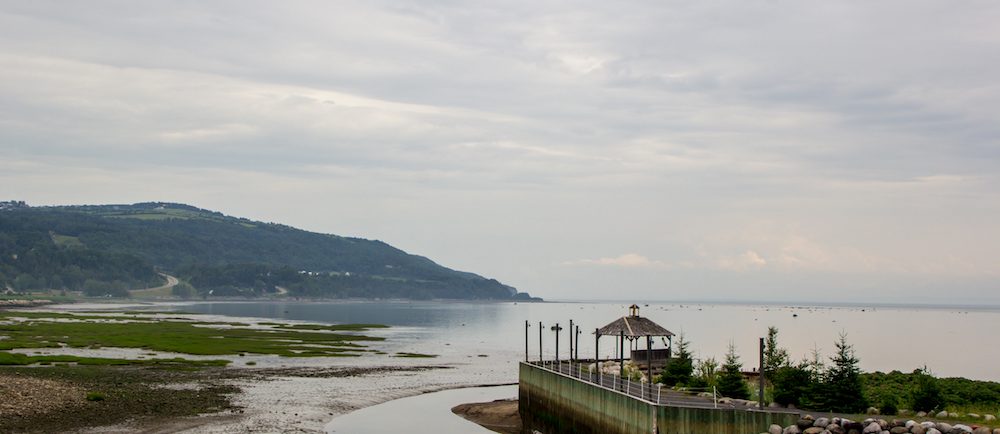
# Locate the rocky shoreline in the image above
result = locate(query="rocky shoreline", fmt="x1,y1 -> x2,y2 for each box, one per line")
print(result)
765,414 -> 1000,434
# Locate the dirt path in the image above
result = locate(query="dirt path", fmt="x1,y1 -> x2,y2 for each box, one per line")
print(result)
130,273 -> 179,298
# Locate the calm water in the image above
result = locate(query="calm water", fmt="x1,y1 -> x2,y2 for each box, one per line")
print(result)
325,385 -> 516,434
175,300 -> 1000,381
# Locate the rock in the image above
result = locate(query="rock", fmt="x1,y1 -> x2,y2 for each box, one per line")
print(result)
923,422 -> 938,429
827,424 -> 845,434
907,421 -> 917,429
890,419 -> 905,428
769,424 -> 783,434
804,428 -> 825,434
926,429 -> 941,434
900,410 -> 911,416
968,414 -> 981,419
911,426 -> 927,434
917,412 -> 928,418
878,420 -> 889,429
952,424 -> 972,433
949,413 -> 960,419
863,422 -> 882,434
816,418 -> 831,428
803,415 -> 816,421
868,407 -> 882,415
992,429 -> 1000,434
936,423 -> 952,433
799,419 -> 817,430
973,427 -> 991,434
984,415 -> 996,422
747,401 -> 759,408
889,427 -> 908,434
937,412 -> 950,419
769,402 -> 784,408
784,425 -> 802,434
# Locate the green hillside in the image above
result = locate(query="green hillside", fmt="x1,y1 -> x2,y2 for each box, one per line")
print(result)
0,201 -> 536,300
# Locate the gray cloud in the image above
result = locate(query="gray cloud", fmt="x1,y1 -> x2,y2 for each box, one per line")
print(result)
1,1 -> 999,302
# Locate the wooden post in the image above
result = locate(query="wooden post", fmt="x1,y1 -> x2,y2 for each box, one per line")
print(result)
647,335 -> 653,398
759,337 -> 765,409
524,320 -> 529,362
538,321 -> 543,362
619,330 -> 625,383
568,319 -> 573,362
595,328 -> 600,384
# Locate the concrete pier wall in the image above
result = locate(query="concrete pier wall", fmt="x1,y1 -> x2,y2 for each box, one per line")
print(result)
519,362 -> 799,434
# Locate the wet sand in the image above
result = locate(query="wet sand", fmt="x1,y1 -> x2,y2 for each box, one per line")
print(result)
452,399 -> 521,434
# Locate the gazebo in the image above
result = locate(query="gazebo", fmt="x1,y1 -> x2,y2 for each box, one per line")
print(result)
596,304 -> 675,384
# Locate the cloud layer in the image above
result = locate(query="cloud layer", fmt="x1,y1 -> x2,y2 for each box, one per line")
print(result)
1,1 -> 999,302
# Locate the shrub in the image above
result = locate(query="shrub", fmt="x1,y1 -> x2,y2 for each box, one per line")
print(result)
86,392 -> 106,402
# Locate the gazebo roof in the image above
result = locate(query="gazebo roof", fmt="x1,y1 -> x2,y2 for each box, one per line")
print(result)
597,304 -> 674,338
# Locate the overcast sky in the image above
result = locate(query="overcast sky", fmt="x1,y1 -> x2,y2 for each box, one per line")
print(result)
2,1 -> 999,303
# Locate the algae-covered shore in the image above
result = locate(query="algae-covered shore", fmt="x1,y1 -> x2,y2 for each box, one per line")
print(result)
0,307 -> 467,433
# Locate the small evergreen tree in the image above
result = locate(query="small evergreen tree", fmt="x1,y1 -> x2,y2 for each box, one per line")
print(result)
661,333 -> 694,386
911,370 -> 943,412
772,363 -> 814,407
818,333 -> 867,413
763,326 -> 790,376
716,342 -> 750,399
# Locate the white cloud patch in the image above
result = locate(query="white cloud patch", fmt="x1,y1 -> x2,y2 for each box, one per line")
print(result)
563,253 -> 671,269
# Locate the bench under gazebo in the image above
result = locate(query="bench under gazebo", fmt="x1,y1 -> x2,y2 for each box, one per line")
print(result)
596,304 -> 675,383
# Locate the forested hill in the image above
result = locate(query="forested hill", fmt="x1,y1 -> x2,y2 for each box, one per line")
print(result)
0,201 -> 537,300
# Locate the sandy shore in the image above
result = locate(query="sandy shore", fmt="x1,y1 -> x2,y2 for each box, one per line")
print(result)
452,399 -> 521,434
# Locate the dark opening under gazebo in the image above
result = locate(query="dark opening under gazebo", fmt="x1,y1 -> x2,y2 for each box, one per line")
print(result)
596,304 -> 675,384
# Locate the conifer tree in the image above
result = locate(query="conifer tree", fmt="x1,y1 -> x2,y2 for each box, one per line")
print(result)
661,333 -> 694,386
716,342 -> 750,399
818,333 -> 867,413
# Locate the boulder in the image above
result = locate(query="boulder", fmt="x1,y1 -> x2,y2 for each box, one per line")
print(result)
906,421 -> 917,429
911,426 -> 927,434
949,413 -> 960,419
769,424 -> 783,434
863,422 -> 882,434
868,408 -> 882,415
936,423 -> 952,433
937,412 -> 950,419
984,415 -> 996,422
804,428 -> 825,434
917,412 -> 928,418
923,422 -> 938,429
926,429 -> 941,434
952,424 -> 973,433
890,420 -> 905,428
815,418 -> 831,428
783,425 -> 802,434
889,427 -> 908,434
968,414 -> 981,419
973,427 -> 991,434
799,419 -> 818,430
992,429 -> 1000,434
827,424 -> 845,434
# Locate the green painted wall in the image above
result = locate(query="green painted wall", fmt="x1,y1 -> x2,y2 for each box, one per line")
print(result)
519,362 -> 800,434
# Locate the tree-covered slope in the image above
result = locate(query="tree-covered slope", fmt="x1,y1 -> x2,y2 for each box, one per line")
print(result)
0,201 -> 534,300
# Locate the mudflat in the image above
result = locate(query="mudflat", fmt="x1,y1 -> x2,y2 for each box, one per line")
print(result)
452,399 -> 521,434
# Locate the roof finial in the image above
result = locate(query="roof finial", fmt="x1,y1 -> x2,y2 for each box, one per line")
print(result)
629,304 -> 639,317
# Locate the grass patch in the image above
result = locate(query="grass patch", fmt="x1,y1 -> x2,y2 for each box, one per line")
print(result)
86,391 -> 106,402
274,323 -> 389,332
392,352 -> 437,358
0,351 -> 230,367
0,311 -> 386,358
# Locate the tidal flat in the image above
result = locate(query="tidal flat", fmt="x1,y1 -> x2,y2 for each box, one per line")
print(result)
0,308 -> 459,433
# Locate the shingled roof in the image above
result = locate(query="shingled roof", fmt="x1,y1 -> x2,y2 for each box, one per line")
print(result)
596,305 -> 674,338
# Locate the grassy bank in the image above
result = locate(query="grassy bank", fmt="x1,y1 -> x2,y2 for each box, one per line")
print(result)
0,310 -> 387,360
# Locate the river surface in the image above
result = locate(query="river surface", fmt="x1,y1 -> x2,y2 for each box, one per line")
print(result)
172,300 -> 1000,381
152,300 -> 1000,433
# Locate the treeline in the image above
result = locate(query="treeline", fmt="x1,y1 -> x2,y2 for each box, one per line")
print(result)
657,327 -> 1000,415
177,263 -> 521,300
0,221 -> 161,296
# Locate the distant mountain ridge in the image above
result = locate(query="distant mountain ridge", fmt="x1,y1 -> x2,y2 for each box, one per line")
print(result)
0,201 -> 537,300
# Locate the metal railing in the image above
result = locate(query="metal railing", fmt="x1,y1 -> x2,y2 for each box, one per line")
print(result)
526,359 -> 730,409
